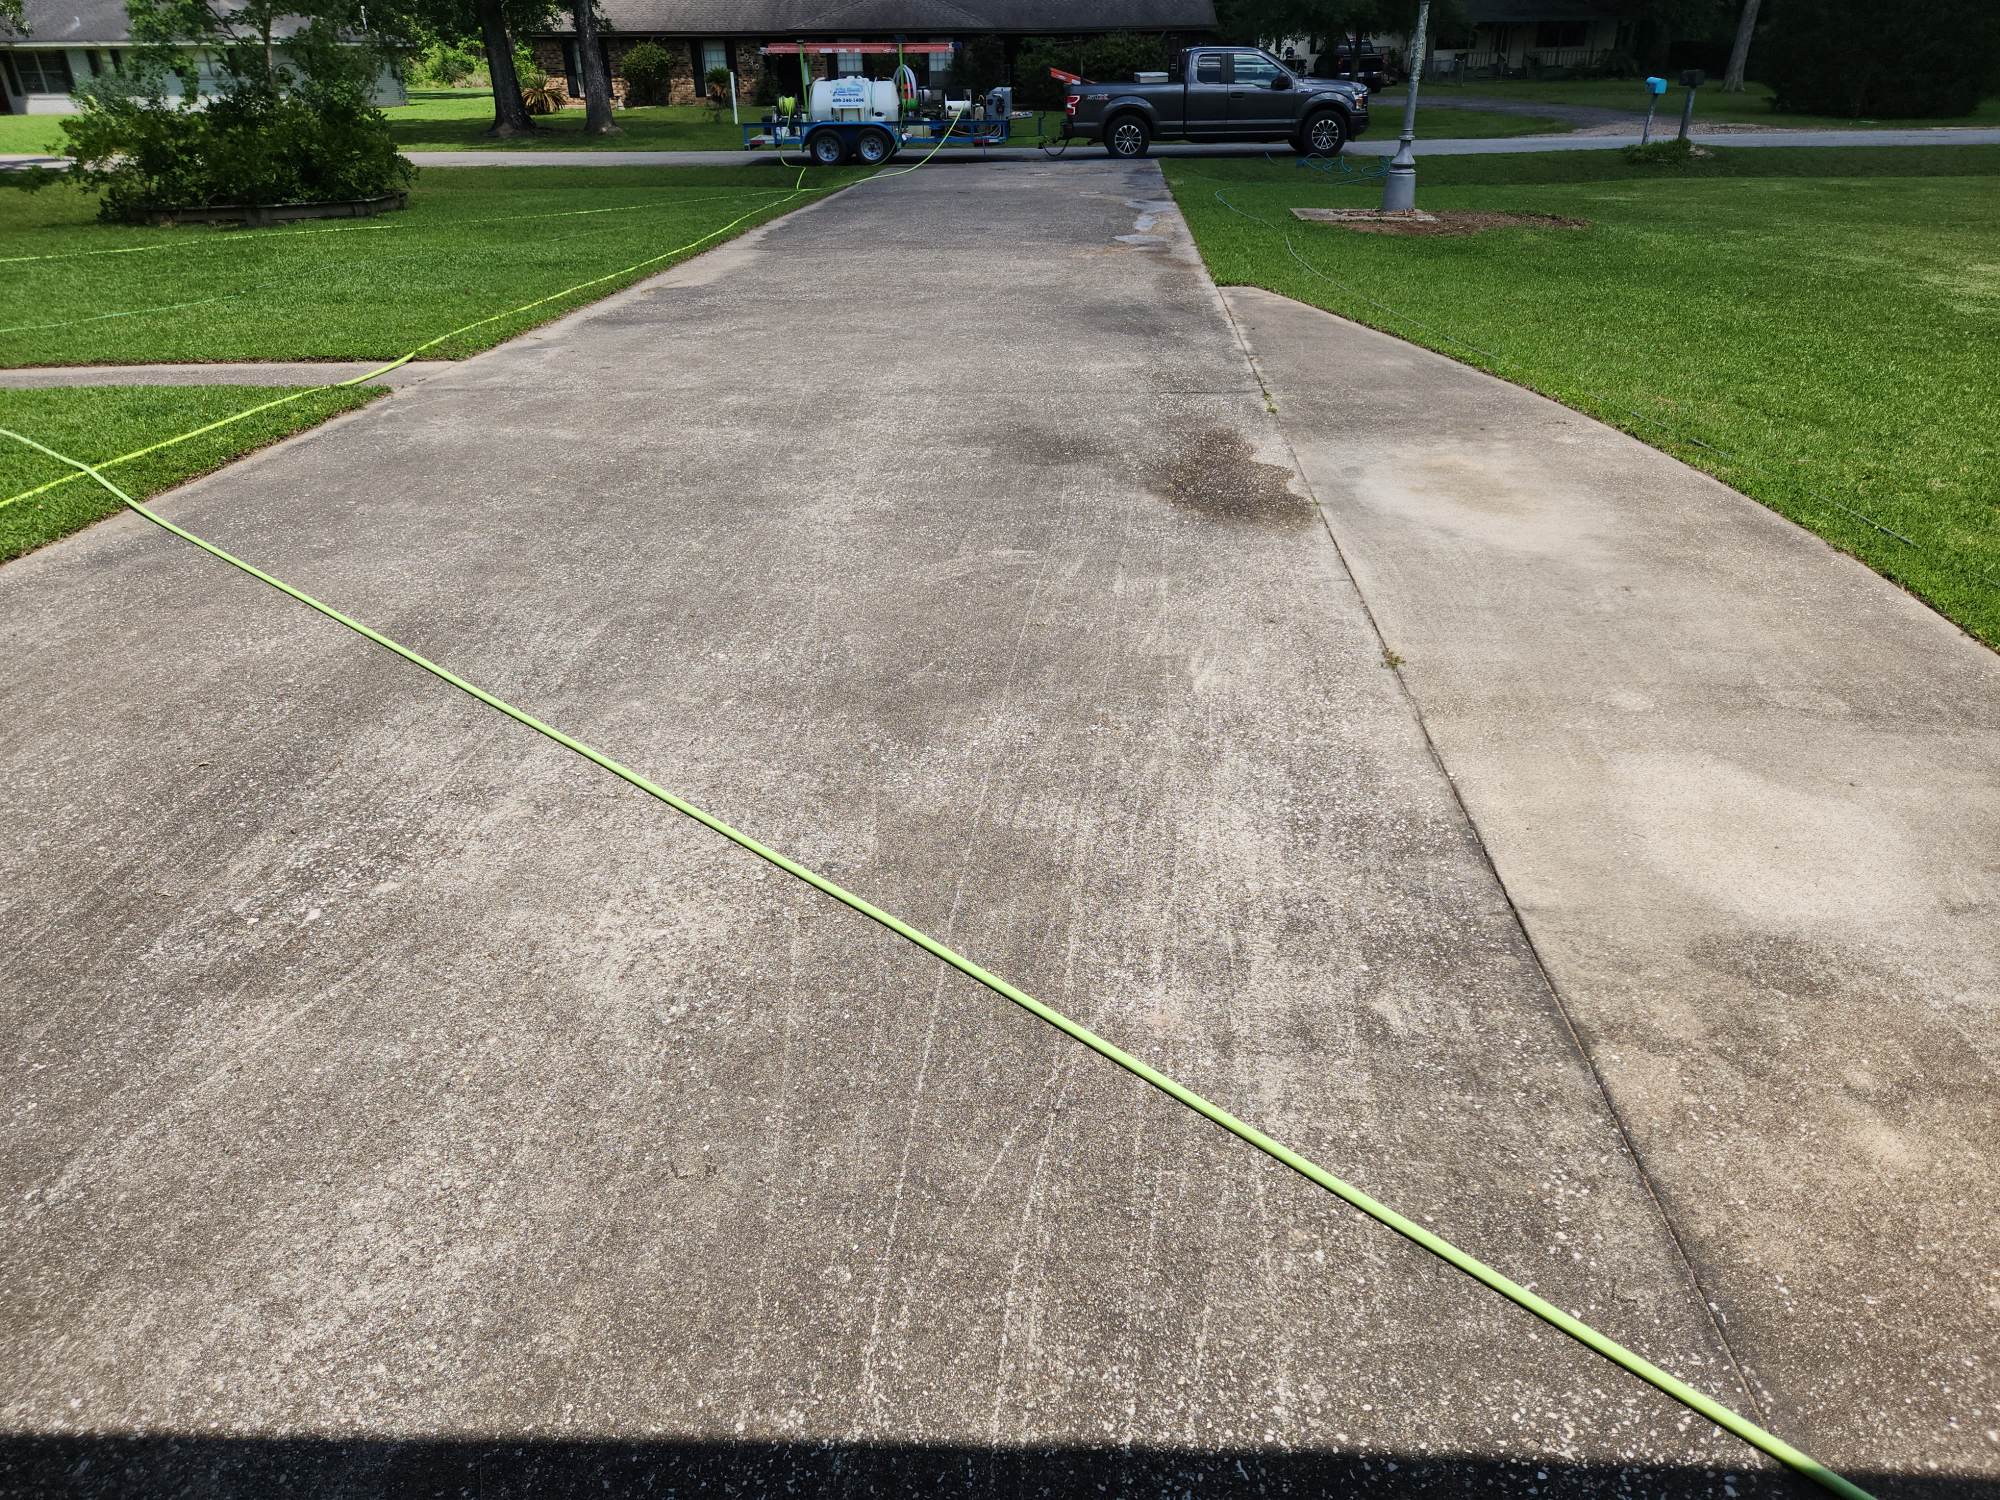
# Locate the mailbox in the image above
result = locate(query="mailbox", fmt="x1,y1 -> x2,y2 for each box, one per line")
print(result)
1680,68 -> 1706,88
1643,76 -> 1668,95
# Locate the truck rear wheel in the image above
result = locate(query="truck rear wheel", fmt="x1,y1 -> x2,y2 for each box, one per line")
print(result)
1104,115 -> 1151,159
1300,110 -> 1347,156
808,130 -> 847,166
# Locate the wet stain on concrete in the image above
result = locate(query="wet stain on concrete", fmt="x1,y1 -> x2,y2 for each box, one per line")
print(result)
1147,427 -> 1313,528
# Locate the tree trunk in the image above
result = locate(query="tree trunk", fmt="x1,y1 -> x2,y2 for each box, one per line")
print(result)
572,0 -> 620,135
478,0 -> 537,137
1722,0 -> 1761,92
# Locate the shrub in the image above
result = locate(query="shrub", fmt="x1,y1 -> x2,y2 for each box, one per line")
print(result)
514,43 -> 546,90
704,64 -> 730,104
621,40 -> 673,105
1763,0 -> 2000,118
522,78 -> 566,113
60,72 -> 414,220
410,39 -> 482,88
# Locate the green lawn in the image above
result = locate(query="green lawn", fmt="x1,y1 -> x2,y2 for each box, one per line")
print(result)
0,164 -> 850,365
0,384 -> 383,560
1404,78 -> 2000,130
1164,146 -> 2000,646
387,94 -> 753,150
0,114 -> 68,155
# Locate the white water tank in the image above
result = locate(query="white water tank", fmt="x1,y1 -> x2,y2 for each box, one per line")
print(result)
809,76 -> 898,121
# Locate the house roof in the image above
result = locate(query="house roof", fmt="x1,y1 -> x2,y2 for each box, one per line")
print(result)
545,0 -> 1217,38
1,0 -> 334,43
2,0 -> 136,44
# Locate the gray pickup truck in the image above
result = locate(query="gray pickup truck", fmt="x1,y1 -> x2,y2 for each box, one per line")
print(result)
1061,46 -> 1370,159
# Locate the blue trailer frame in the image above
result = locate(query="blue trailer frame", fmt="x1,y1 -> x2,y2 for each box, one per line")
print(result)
741,113 -> 1014,165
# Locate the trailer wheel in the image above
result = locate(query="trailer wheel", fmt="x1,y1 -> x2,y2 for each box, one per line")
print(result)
808,130 -> 848,166
1300,109 -> 1347,156
854,127 -> 894,165
1104,115 -> 1151,159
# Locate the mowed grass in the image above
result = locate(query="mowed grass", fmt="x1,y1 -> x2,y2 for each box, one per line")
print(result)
0,164 -> 852,365
0,384 -> 383,560
1410,78 -> 2000,130
1165,146 -> 2000,645
386,94 -> 750,150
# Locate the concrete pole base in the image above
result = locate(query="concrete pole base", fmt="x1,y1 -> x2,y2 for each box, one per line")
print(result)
1380,155 -> 1416,212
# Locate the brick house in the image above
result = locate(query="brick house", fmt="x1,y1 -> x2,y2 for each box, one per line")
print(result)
527,0 -> 1218,112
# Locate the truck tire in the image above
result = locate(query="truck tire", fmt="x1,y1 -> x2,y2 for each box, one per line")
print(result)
808,129 -> 847,166
1104,115 -> 1151,159
1299,109 -> 1348,156
854,127 -> 894,165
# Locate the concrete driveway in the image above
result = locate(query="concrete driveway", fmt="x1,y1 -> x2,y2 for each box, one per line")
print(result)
0,159 -> 1989,1498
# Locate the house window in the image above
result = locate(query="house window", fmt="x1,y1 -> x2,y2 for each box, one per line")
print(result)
834,49 -> 862,75
1535,20 -> 1587,48
11,48 -> 76,93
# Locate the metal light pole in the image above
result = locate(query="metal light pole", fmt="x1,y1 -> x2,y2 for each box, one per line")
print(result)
1381,0 -> 1430,212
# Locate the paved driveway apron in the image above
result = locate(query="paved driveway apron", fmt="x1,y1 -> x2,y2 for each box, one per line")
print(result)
7,162 -> 1790,1494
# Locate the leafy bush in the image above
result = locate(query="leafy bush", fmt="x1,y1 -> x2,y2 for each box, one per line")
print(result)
410,39 -> 482,87
1763,0 -> 2000,117
704,64 -> 730,104
621,40 -> 674,104
514,44 -> 548,90
947,34 -> 1004,98
61,72 -> 414,220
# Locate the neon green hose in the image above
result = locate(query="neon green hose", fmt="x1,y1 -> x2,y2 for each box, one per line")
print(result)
0,426 -> 1877,1500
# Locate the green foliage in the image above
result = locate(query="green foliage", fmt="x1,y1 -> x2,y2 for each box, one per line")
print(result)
513,42 -> 547,89
703,64 -> 730,102
1763,0 -> 2000,117
620,40 -> 674,104
1621,136 -> 1694,163
61,74 -> 415,219
410,38 -> 483,86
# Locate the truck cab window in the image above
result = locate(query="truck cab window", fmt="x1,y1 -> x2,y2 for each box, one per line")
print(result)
1195,55 -> 1222,84
1230,53 -> 1282,87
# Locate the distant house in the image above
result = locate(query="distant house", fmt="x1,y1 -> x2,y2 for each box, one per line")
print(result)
526,0 -> 1218,111
0,0 -> 405,114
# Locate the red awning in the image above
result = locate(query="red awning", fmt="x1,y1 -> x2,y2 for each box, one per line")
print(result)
761,42 -> 953,55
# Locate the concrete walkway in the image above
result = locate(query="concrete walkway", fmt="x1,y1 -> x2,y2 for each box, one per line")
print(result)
1225,287 -> 2000,1488
8,123 -> 1997,177
0,361 -> 452,388
0,159 -> 1991,1498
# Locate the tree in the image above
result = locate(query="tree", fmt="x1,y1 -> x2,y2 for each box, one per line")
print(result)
1721,0 -> 1760,90
0,0 -> 25,35
570,0 -> 618,134
1763,0 -> 1998,116
392,0 -> 553,137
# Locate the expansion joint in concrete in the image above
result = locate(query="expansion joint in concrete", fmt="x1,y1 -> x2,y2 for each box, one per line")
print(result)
1209,275 -> 1770,1429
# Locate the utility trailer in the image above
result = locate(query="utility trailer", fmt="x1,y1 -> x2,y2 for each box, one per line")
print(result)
741,108 -> 1015,165
744,40 -> 1016,165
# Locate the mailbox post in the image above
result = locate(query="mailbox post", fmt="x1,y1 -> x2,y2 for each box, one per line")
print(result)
1677,68 -> 1705,141
1640,75 -> 1668,145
